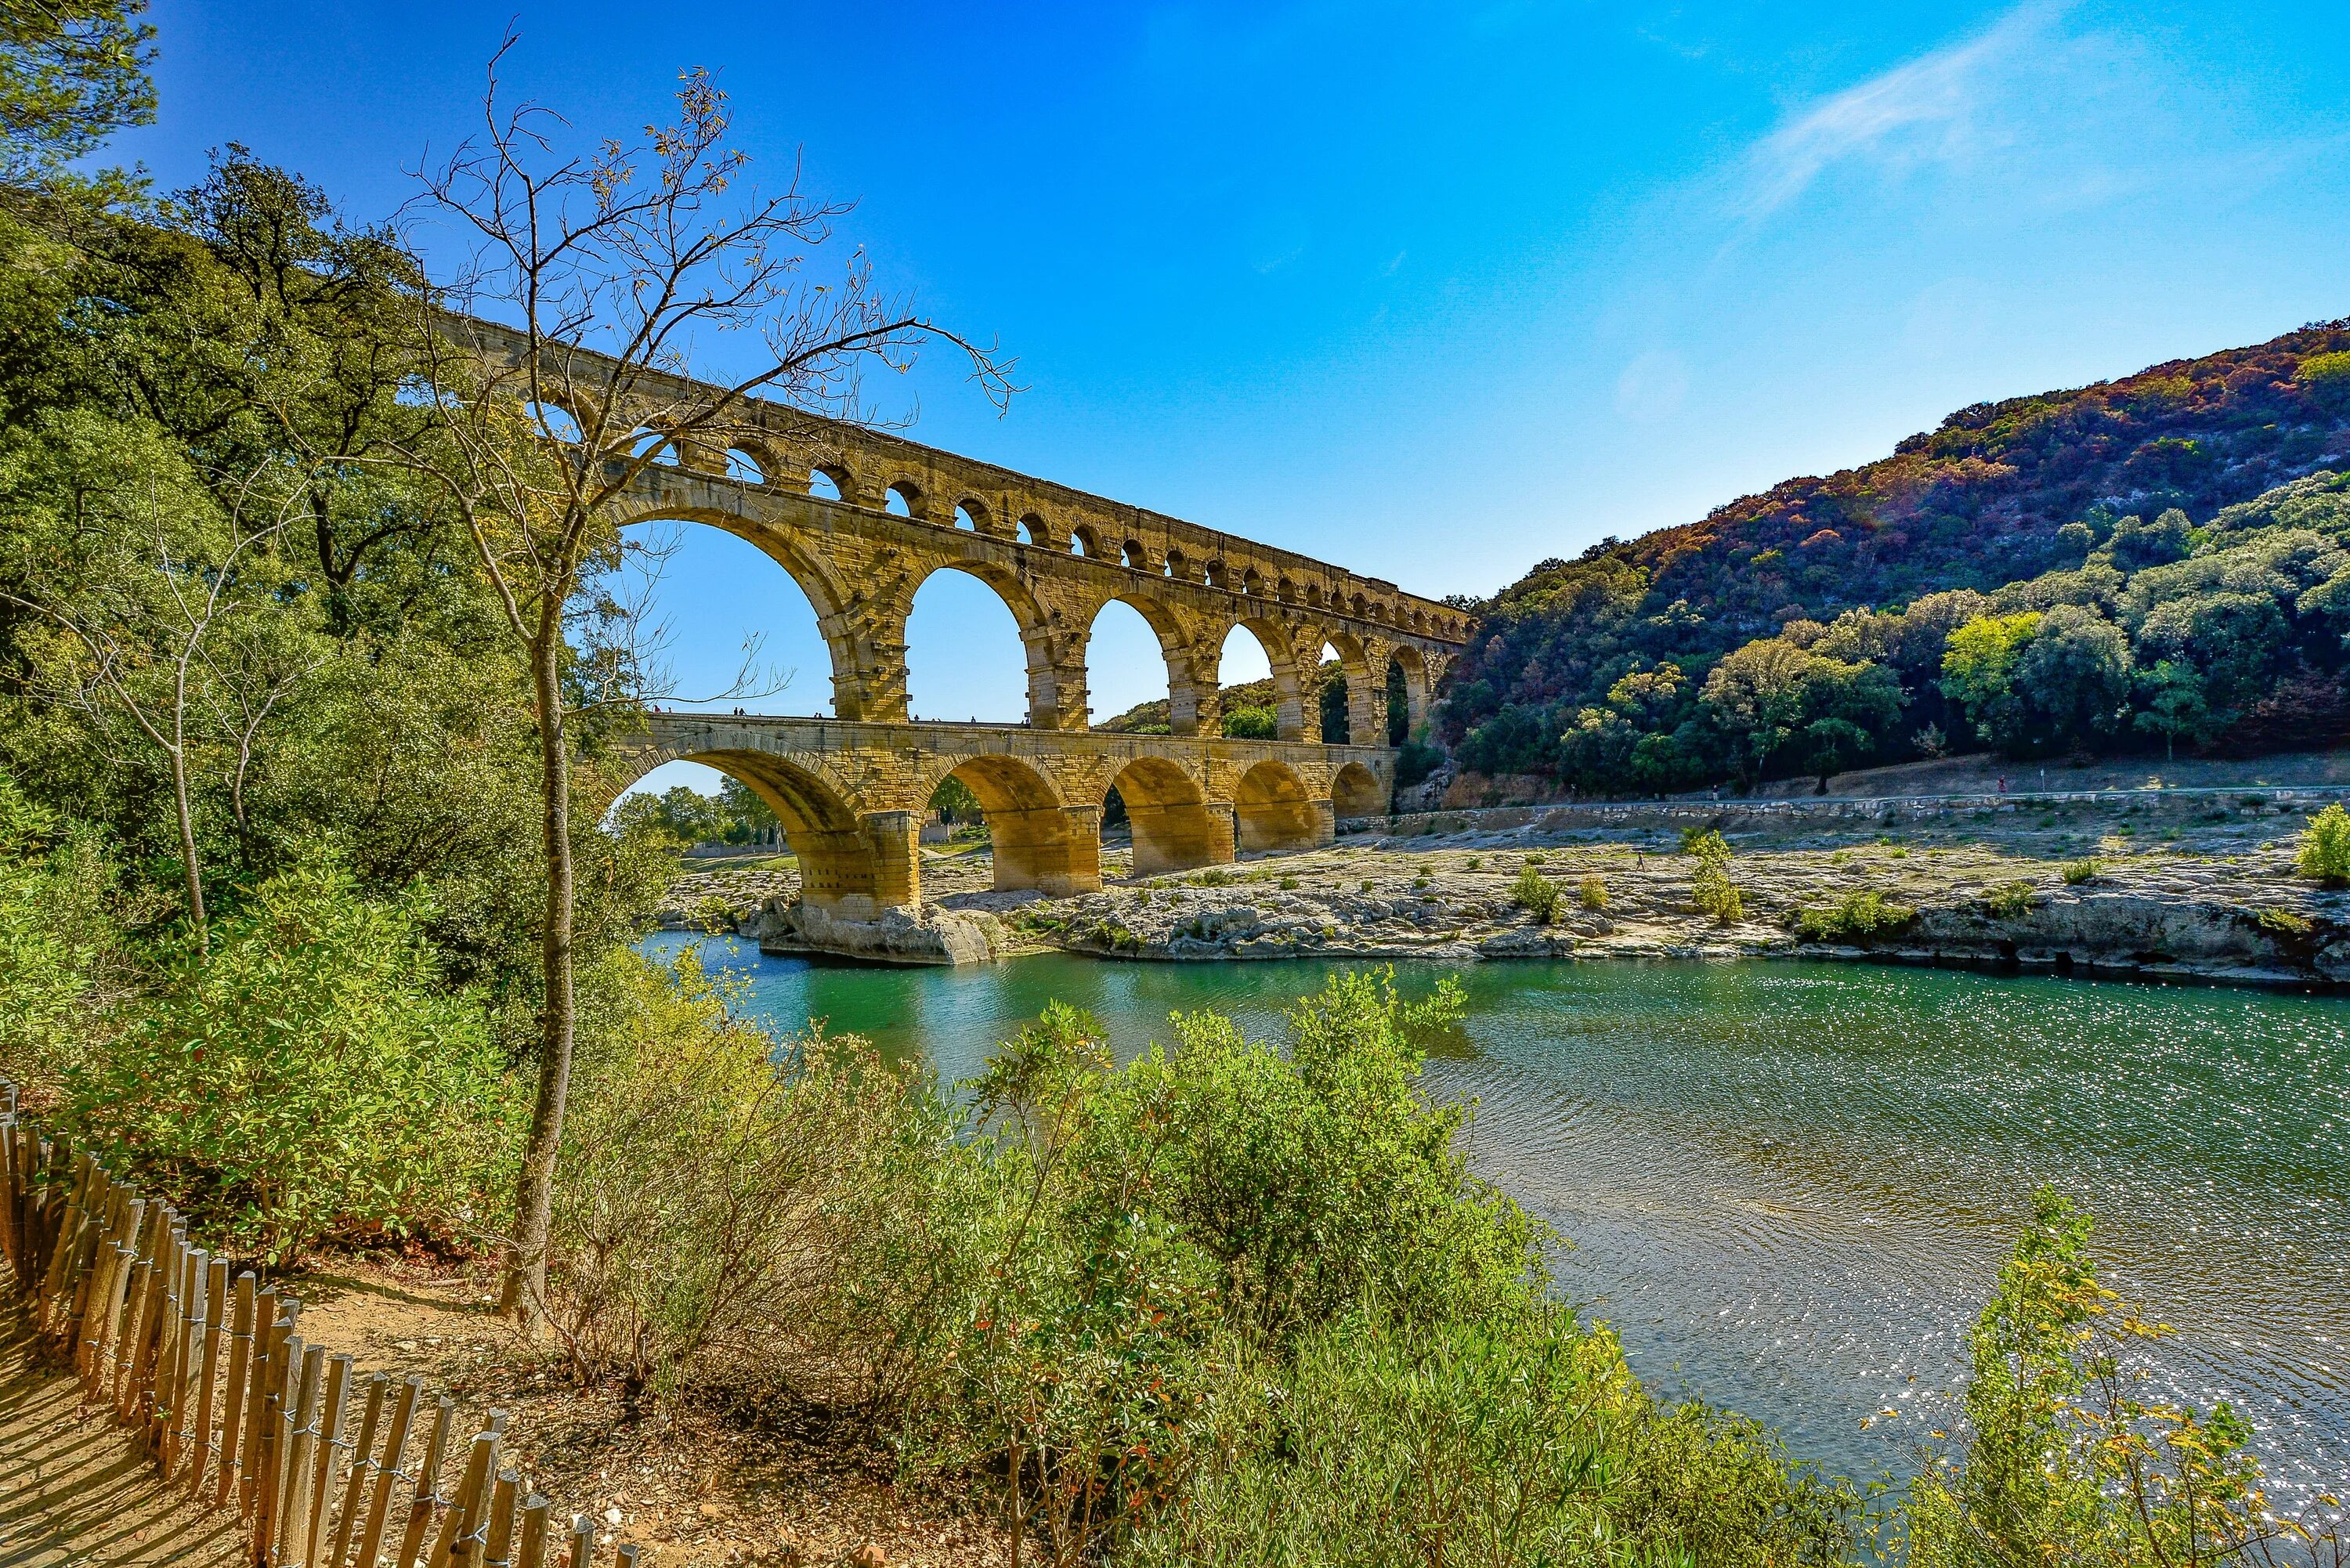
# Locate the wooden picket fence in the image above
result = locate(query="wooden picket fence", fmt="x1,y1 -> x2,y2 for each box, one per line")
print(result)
1,1089 -> 642,1568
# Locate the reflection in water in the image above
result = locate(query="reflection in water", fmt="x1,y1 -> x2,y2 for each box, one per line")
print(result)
639,934 -> 2350,1499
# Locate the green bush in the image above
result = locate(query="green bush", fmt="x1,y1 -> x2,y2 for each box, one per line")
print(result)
928,972 -> 1546,1560
1904,1187 -> 2323,1567
2060,858 -> 2102,885
2295,801 -> 2350,884
0,773 -> 146,1103
1125,1306 -> 1854,1567
1578,874 -> 1607,912
2252,905 -> 2312,935
1220,703 -> 1279,740
1793,888 -> 1916,942
1984,880 -> 2037,918
60,856 -> 518,1262
549,948 -> 968,1402
1511,862 -> 1561,923
1684,830 -> 1743,923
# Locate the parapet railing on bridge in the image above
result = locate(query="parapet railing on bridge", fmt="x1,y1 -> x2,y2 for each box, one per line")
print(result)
3,1088 -> 641,1568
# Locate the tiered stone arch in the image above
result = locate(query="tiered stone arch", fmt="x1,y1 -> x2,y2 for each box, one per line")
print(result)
917,752 -> 1097,895
1233,759 -> 1324,853
1105,755 -> 1227,876
1332,761 -> 1387,818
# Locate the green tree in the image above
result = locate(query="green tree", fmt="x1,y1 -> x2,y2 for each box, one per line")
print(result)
1940,611 -> 2041,752
0,0 -> 154,193
1699,639 -> 1815,783
1798,715 -> 1871,790
2133,659 -> 2211,761
2013,603 -> 2130,751
930,773 -> 981,826
0,410 -> 322,940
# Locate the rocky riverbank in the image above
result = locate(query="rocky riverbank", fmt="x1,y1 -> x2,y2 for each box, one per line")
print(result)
661,792 -> 2350,989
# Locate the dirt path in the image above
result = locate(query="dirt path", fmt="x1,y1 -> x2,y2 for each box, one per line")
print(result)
0,1310 -> 245,1568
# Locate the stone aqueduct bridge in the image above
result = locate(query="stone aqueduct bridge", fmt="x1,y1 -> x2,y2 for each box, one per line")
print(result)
506,325 -> 1472,920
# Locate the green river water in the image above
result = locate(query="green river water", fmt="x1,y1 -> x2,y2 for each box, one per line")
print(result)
642,934 -> 2350,1500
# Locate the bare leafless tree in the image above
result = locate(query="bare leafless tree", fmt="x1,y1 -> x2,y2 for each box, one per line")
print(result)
392,39 -> 1014,1320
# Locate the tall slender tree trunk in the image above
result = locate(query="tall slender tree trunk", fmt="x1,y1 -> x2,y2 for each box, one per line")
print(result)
503,594 -> 577,1320
169,669 -> 206,945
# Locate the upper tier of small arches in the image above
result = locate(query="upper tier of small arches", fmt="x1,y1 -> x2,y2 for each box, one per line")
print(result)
533,399 -> 1463,645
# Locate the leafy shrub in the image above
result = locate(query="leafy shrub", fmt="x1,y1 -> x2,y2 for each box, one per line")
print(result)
1578,874 -> 1607,912
1684,830 -> 1743,923
0,773 -> 146,1103
1511,862 -> 1561,923
2252,905 -> 2312,935
1221,703 -> 1278,739
2061,858 -> 2102,884
2295,802 -> 2350,884
1904,1186 -> 2330,1567
1681,827 -> 1730,859
1279,876 -> 1299,891
61,857 -> 517,1262
932,974 -> 1546,1560
1465,855 -> 1482,869
1793,888 -> 1916,941
549,948 -> 970,1403
1125,1306 -> 1855,1568
1985,880 -> 2037,918
1392,737 -> 1444,790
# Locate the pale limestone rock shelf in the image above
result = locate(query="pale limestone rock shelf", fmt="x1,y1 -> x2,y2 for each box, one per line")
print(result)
660,793 -> 2350,988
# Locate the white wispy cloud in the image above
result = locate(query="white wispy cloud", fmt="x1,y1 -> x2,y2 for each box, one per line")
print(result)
1740,2 -> 2072,218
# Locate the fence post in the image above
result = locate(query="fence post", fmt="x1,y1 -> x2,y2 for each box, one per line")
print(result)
351,1376 -> 420,1568
332,1372 -> 388,1568
217,1272 -> 258,1510
396,1397 -> 456,1568
192,1255 -> 229,1494
306,1354 -> 354,1568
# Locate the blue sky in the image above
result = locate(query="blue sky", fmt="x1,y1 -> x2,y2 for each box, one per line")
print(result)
125,1 -> 2350,793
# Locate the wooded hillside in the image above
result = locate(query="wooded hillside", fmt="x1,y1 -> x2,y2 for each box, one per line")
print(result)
1443,324 -> 2350,790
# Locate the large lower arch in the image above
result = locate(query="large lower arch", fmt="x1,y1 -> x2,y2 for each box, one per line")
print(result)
1234,759 -> 1325,854
1108,757 -> 1231,876
1332,761 -> 1387,818
932,753 -> 1098,895
660,746 -> 907,916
